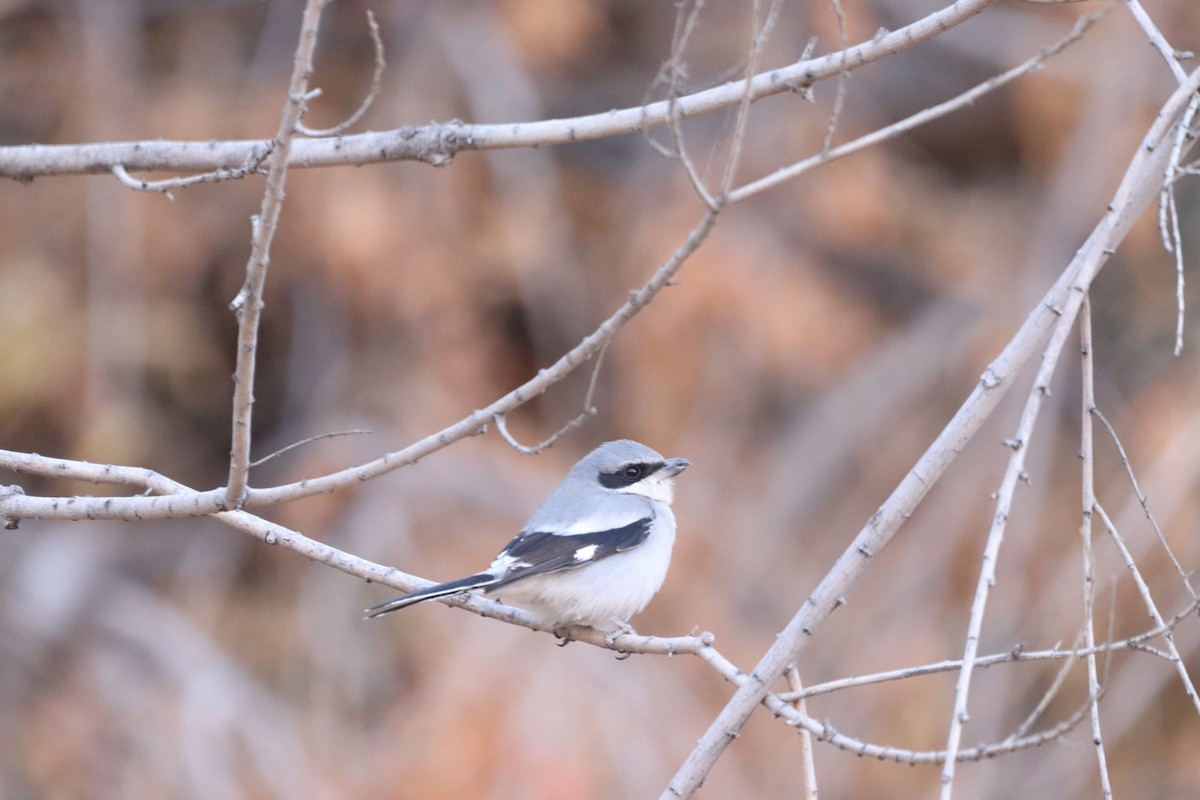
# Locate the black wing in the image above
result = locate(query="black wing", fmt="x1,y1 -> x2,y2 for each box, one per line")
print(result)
489,517 -> 653,590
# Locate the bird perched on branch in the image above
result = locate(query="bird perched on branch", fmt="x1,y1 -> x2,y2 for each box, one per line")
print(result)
366,439 -> 691,628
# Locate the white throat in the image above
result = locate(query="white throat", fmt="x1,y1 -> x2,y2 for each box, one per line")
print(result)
617,473 -> 676,505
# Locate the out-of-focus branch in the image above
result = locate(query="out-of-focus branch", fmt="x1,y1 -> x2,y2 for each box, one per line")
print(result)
0,0 -> 995,182
1093,503 -> 1200,716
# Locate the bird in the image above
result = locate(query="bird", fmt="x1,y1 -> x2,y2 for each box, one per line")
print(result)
366,439 -> 691,629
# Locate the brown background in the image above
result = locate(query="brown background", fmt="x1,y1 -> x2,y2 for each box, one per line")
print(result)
1,0 -> 1199,797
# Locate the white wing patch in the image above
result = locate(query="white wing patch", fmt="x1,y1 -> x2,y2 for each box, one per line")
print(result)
572,544 -> 599,562
489,552 -> 525,573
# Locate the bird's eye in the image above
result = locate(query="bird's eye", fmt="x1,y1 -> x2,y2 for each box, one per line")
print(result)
623,464 -> 644,479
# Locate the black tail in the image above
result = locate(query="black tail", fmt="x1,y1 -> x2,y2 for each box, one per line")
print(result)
365,572 -> 496,619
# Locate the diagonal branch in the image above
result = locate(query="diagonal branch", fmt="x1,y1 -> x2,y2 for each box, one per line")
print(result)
939,272 -> 1078,797
1093,502 -> 1200,717
0,209 -> 719,524
661,64 -> 1200,800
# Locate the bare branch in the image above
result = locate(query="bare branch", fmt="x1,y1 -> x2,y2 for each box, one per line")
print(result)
1093,502 -> 1200,717
0,210 -> 718,524
0,0 -> 998,181
248,429 -> 373,469
659,0 -> 718,208
1158,93 -> 1200,354
1122,0 -> 1190,84
662,62 -> 1200,800
1091,407 -> 1199,601
109,147 -> 270,196
785,665 -> 819,800
1127,0 -> 1198,356
493,342 -> 608,455
226,0 -> 328,507
820,0 -> 850,154
716,0 -> 778,196
1079,296 -> 1114,798
778,602 -> 1200,700
693,634 -> 1094,765
939,230 -> 1083,798
296,10 -> 385,137
729,7 -> 1109,203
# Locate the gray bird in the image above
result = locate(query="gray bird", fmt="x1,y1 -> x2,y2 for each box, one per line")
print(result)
366,440 -> 690,627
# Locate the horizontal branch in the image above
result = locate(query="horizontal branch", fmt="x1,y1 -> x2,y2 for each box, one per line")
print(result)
209,486 -> 1103,769
0,0 -> 994,180
780,600 -> 1200,701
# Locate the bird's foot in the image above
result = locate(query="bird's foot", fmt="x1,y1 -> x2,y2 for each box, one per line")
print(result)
604,619 -> 636,658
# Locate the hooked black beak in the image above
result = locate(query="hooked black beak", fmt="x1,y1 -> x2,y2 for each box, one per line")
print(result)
661,458 -> 691,477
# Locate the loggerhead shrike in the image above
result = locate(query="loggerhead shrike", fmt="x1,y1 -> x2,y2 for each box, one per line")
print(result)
366,439 -> 690,628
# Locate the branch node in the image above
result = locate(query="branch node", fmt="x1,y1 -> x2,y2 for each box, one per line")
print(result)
0,483 -> 24,529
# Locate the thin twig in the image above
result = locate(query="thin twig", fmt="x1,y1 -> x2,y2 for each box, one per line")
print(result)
776,601 -> 1200,701
297,10 -> 385,137
1091,407 -> 1198,601
1122,0 -> 1190,84
716,0 -> 777,196
225,0 -> 328,508
656,0 -> 717,208
1138,0 -> 1200,357
1093,502 -> 1200,716
248,430 -> 373,468
1078,296 -> 1114,798
729,6 -> 1110,202
1006,632 -> 1083,743
820,0 -> 849,154
492,342 -> 609,455
702,642 -> 1094,765
1158,93 -> 1199,355
111,154 -> 270,198
939,268 -> 1081,798
493,411 -> 591,456
786,665 -> 820,800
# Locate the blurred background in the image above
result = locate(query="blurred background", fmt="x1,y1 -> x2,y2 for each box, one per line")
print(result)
1,0 -> 1199,797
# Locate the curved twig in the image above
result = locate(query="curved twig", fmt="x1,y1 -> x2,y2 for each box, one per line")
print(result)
296,10 -> 385,137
